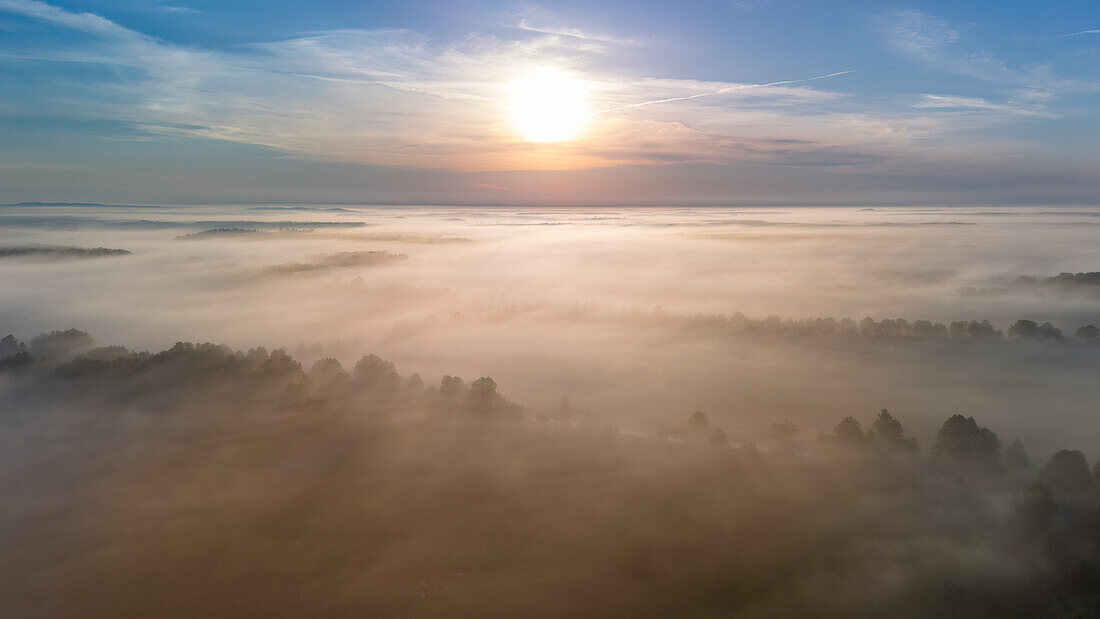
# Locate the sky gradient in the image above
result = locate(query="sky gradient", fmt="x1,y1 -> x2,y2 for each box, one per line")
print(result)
1,0 -> 1099,205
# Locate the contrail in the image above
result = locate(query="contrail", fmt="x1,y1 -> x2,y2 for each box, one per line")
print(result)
592,69 -> 855,116
1057,29 -> 1100,37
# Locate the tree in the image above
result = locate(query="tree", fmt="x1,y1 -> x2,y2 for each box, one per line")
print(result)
259,349 -> 303,378
470,377 -> 498,401
871,409 -> 918,451
1016,482 -> 1056,540
439,375 -> 464,397
0,334 -> 26,359
1037,450 -> 1095,503
352,354 -> 399,390
689,411 -> 709,430
769,421 -> 797,439
834,416 -> 865,444
872,409 -> 902,444
0,351 -> 32,371
1009,319 -> 1064,341
245,346 -> 269,365
30,329 -> 94,364
309,358 -> 348,388
1010,320 -> 1040,339
1004,439 -> 1030,471
949,320 -> 1002,341
1076,325 -> 1100,341
933,415 -> 1001,471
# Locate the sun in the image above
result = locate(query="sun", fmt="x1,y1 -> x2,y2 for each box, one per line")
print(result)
506,68 -> 591,143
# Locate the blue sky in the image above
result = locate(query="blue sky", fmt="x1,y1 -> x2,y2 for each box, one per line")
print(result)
1,0 -> 1098,205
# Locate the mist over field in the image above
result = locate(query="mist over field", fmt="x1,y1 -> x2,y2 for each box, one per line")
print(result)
6,0 -> 1100,613
4,204 -> 1100,453
3,204 -> 1100,617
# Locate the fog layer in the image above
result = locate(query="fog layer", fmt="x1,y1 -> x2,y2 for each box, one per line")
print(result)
4,205 -> 1100,615
3,205 -> 1099,455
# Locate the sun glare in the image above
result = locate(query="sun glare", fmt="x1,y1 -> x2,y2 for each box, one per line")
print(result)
506,68 -> 591,143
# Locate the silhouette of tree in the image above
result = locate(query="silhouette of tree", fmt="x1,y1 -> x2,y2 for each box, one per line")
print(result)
30,329 -> 94,364
1076,325 -> 1100,341
0,334 -> 26,359
260,349 -> 303,378
1016,481 -> 1056,540
948,320 -> 1002,341
0,351 -> 32,371
872,409 -> 900,441
769,421 -> 797,439
439,375 -> 464,397
470,377 -> 497,401
933,415 -> 1001,471
245,346 -> 269,365
352,354 -> 399,390
1009,319 -> 1064,341
79,346 -> 130,362
1004,439 -> 1030,471
834,416 -> 865,444
871,409 -> 918,451
689,411 -> 709,430
1037,450 -> 1096,504
309,358 -> 348,388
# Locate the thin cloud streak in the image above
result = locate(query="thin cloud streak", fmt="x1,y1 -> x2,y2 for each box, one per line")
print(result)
0,0 -> 1092,189
591,70 -> 856,115
1057,29 -> 1100,37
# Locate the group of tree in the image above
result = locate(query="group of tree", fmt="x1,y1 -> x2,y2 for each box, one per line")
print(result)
666,311 -> 1100,344
651,410 -> 730,446
0,329 -> 520,419
825,409 -> 920,451
0,329 -> 96,369
821,408 -> 1100,612
961,271 -> 1100,297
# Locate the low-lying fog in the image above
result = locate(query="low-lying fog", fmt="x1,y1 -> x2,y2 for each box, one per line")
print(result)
3,204 -> 1100,617
4,204 -> 1099,457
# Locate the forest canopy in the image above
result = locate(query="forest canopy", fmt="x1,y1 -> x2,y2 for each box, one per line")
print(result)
1,329 -> 1098,617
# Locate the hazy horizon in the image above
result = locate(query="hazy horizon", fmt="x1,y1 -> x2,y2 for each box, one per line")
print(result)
4,1 -> 1100,616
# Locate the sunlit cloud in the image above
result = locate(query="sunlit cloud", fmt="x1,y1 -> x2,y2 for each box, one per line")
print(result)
0,0 -> 1091,180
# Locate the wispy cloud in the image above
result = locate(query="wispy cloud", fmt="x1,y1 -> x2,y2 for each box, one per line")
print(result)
161,5 -> 201,15
0,0 -> 1064,174
1058,29 -> 1100,38
914,94 -> 1056,118
880,10 -> 1028,86
510,19 -> 637,46
593,70 -> 855,115
880,9 -> 960,58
